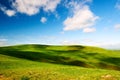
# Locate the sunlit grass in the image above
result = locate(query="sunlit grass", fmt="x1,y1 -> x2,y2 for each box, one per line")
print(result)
0,44 -> 120,80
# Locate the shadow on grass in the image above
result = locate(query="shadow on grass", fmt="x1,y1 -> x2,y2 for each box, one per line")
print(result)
100,57 -> 120,66
0,49 -> 92,68
98,57 -> 120,70
98,62 -> 120,70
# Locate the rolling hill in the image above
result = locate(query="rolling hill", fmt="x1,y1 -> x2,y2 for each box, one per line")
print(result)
0,44 -> 120,80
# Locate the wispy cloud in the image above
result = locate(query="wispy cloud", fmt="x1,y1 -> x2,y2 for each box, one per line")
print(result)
63,0 -> 99,32
101,43 -> 120,50
115,0 -> 120,10
60,39 -> 103,46
0,38 -> 7,46
83,27 -> 96,33
61,40 -> 81,45
114,24 -> 120,30
40,17 -> 47,23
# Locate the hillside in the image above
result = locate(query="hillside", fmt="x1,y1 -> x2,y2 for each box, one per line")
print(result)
0,44 -> 120,80
0,44 -> 120,70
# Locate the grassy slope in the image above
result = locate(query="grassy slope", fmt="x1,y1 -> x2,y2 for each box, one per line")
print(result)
0,44 -> 120,80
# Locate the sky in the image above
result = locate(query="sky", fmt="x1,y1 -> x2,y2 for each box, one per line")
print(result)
0,0 -> 120,49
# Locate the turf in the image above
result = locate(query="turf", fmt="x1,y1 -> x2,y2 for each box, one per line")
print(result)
0,44 -> 120,80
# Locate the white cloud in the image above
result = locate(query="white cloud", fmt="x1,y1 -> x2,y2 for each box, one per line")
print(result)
5,10 -> 16,17
40,17 -> 47,23
63,0 -> 99,32
114,24 -> 120,30
43,0 -> 60,12
83,27 -> 96,33
0,7 -> 16,17
12,0 -> 60,16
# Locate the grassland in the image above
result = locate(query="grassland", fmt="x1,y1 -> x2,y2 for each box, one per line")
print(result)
0,44 -> 120,80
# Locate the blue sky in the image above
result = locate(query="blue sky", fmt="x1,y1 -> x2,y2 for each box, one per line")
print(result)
0,0 -> 120,49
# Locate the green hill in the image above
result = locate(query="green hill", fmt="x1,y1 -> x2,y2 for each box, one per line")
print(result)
0,44 -> 120,80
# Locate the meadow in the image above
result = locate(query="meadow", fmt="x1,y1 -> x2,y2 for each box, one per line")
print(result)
0,44 -> 120,80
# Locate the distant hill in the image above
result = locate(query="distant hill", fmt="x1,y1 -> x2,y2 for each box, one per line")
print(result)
0,44 -> 120,70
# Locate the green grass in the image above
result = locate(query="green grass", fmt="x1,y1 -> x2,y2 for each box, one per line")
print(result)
0,44 -> 120,80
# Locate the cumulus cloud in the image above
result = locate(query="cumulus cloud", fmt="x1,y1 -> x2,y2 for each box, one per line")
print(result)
12,0 -> 60,16
83,27 -> 96,33
43,0 -> 60,12
0,0 -> 60,16
63,0 -> 99,32
40,17 -> 47,23
0,7 -> 16,17
114,24 -> 120,30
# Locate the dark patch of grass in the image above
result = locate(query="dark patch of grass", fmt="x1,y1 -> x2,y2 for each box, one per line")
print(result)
21,76 -> 30,80
0,49 -> 92,68
100,57 -> 120,66
98,62 -> 120,70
